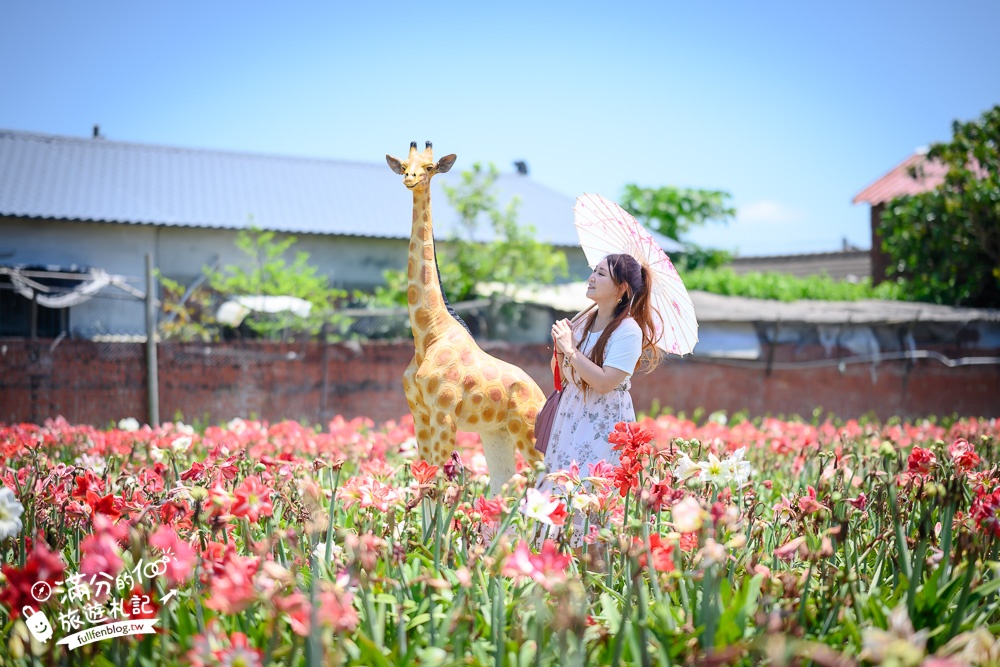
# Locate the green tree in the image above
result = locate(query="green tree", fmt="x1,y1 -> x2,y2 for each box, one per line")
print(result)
159,227 -> 351,341
619,184 -> 735,270
878,105 -> 1000,307
207,228 -> 350,338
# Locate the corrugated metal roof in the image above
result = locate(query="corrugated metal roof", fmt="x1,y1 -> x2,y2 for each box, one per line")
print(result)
852,151 -> 947,206
0,129 -> 600,248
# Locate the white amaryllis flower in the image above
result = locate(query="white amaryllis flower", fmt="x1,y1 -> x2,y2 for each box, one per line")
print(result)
74,453 -> 107,475
169,436 -> 193,454
726,447 -> 753,484
570,492 -> 599,513
398,437 -> 418,459
673,447 -> 754,487
117,417 -> 140,432
519,488 -> 561,526
671,495 -> 705,533
0,487 -> 25,540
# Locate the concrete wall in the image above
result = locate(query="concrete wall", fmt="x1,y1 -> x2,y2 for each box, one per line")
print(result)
1,217 -> 592,337
1,339 -> 996,427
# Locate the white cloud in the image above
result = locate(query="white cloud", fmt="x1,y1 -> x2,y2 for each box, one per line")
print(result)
736,200 -> 808,225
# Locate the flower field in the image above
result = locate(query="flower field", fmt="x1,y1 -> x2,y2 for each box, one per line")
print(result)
1,411 -> 1000,666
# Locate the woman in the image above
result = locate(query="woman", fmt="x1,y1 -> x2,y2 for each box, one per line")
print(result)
541,253 -> 663,486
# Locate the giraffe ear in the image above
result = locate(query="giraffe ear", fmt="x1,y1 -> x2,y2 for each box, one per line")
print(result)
436,154 -> 457,173
386,155 -> 405,174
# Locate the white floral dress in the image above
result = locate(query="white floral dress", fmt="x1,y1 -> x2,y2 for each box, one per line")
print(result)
540,318 -> 643,483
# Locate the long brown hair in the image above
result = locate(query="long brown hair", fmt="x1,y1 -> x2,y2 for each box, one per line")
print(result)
575,253 -> 664,392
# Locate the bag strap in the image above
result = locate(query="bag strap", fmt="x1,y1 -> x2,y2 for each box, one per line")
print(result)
552,335 -> 563,392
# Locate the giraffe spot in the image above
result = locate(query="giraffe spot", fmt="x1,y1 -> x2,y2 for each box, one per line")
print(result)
422,266 -> 432,284
488,387 -> 503,403
421,226 -> 431,241
423,245 -> 434,261
418,428 -> 430,441
460,348 -> 474,366
420,414 -> 431,426
415,309 -> 431,331
463,374 -> 477,390
438,389 -> 456,408
471,393 -> 484,405
425,292 -> 440,309
482,407 -> 496,422
467,414 -> 479,425
445,367 -> 461,383
501,373 -> 517,389
517,386 -> 530,401
510,420 -> 522,433
435,349 -> 453,366
525,408 -> 538,421
454,399 -> 463,416
426,377 -> 440,394
436,412 -> 448,426
409,241 -> 416,253
407,286 -> 420,306
423,211 -> 430,223
482,365 -> 499,381
408,258 -> 415,275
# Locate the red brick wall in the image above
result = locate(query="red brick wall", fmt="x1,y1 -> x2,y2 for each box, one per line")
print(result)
1,339 -> 997,427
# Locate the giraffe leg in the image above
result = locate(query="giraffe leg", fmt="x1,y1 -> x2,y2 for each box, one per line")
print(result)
481,430 -> 518,497
507,394 -> 544,468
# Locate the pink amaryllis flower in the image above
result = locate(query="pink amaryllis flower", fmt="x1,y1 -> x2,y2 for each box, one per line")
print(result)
316,587 -> 359,632
797,486 -> 825,515
204,546 -> 259,614
149,525 -> 197,587
232,476 -> 274,523
80,514 -> 129,580
501,539 -> 572,591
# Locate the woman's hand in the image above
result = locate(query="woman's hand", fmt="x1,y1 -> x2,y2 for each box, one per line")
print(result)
551,319 -> 576,357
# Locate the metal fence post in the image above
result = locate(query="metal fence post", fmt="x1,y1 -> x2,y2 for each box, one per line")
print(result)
145,254 -> 160,427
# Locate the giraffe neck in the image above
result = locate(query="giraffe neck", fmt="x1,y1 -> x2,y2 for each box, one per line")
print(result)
409,189 -> 459,354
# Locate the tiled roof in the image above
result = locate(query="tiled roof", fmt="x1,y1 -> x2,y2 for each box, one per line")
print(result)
0,129 -> 596,247
852,151 -> 947,206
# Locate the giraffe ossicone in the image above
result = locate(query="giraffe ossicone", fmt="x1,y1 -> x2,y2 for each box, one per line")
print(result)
386,142 -> 545,496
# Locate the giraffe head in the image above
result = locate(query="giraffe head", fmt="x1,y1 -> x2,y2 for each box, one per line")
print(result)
386,141 -> 457,192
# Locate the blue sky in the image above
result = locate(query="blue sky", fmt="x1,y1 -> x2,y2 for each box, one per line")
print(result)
2,1 -> 998,256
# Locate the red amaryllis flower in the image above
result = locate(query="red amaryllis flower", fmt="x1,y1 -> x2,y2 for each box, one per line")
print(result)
634,533 -> 675,572
86,490 -> 123,521
846,492 -> 868,511
0,541 -> 65,618
410,460 -> 439,485
948,438 -> 981,473
972,489 -> 1000,538
473,495 -> 505,524
232,477 -> 274,523
907,446 -> 936,476
608,422 -> 654,450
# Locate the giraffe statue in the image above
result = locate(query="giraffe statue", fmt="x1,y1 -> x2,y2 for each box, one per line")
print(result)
386,141 -> 545,495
